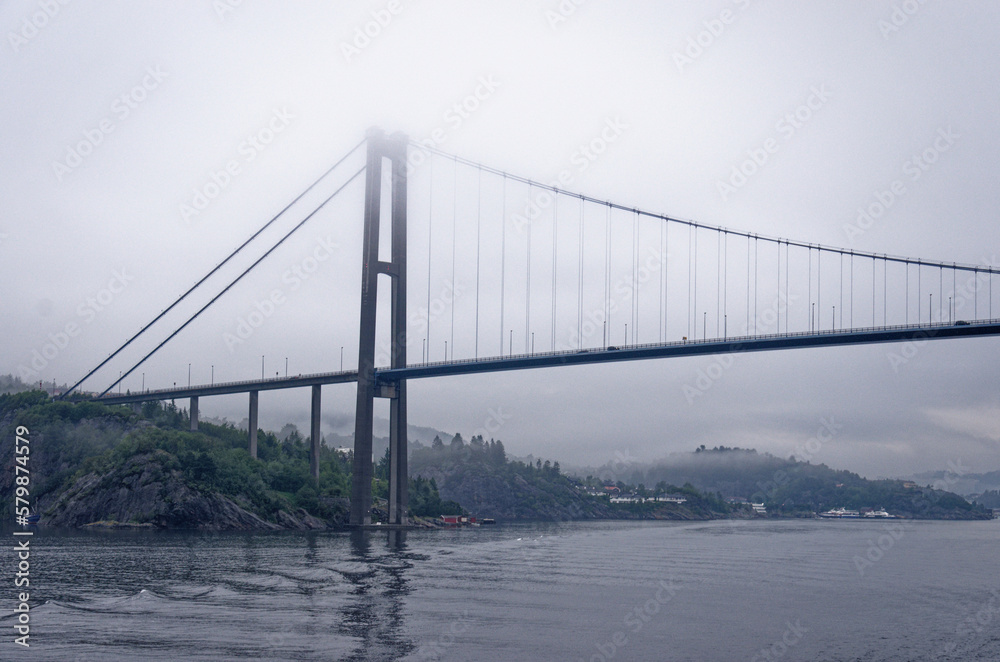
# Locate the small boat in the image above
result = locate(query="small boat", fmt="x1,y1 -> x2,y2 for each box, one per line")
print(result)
481,518 -> 496,525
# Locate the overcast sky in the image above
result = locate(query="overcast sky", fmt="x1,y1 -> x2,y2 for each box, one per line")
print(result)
3,1 -> 999,479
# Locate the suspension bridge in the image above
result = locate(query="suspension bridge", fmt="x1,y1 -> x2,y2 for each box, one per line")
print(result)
63,128 -> 1000,527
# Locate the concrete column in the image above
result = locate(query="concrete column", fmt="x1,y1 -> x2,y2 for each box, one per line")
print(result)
190,396 -> 199,431
388,386 -> 407,525
350,129 -> 409,527
248,390 -> 258,459
350,130 -> 384,527
388,133 -> 408,526
310,384 -> 321,483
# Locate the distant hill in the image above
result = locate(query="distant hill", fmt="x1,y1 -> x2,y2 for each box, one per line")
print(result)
0,373 -> 65,395
575,446 -> 991,520
974,490 -> 1000,509
410,434 -> 738,521
910,469 -> 1000,497
2,390 -> 987,527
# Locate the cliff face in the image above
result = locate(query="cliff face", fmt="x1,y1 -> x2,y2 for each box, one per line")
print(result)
0,393 -> 358,531
44,450 -> 347,530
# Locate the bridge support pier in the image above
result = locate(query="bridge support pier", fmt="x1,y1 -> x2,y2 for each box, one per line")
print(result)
310,384 -> 321,483
350,128 -> 408,527
248,390 -> 258,459
190,396 -> 199,431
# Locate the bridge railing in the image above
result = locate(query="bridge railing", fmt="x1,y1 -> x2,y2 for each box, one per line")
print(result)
98,368 -> 359,400
95,318 -> 1000,398
395,317 -> 1000,370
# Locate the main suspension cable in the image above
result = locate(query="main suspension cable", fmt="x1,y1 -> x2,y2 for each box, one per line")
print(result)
63,138 -> 365,397
100,166 -> 365,396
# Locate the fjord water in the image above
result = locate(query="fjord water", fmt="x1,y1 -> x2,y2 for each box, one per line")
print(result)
4,519 -> 999,661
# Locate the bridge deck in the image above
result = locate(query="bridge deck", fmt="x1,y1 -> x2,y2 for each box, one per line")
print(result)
89,319 -> 1000,405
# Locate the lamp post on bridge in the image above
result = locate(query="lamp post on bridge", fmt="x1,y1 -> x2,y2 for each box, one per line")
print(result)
285,357 -> 288,378
211,365 -> 214,386
261,355 -> 264,380
141,372 -> 144,392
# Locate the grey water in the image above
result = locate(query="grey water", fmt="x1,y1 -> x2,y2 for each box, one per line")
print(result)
4,519 -> 1000,661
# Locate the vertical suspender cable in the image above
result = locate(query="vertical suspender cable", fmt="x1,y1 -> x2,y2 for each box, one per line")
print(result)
693,226 -> 698,339
474,167 -> 481,359
450,158 -> 457,360
886,261 -> 891,323
840,252 -> 844,330
785,242 -> 789,333
754,235 -> 758,334
689,227 -> 694,338
687,230 -> 694,338
552,191 -> 558,351
872,258 -> 876,326
723,231 -> 728,337
817,249 -> 822,329
426,156 -> 434,359
746,234 -> 750,334
605,204 -> 612,346
659,214 -> 664,342
500,174 -> 507,355
975,269 -> 979,319
808,246 -> 812,331
633,210 -> 639,344
578,195 -> 584,348
718,231 -> 722,337
776,239 -> 780,334
665,218 -> 671,341
526,183 -> 532,353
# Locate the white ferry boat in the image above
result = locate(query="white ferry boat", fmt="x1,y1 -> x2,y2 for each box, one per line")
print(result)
863,508 -> 896,519
818,507 -> 861,518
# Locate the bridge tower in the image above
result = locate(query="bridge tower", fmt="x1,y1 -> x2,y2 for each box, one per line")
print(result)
350,128 -> 409,527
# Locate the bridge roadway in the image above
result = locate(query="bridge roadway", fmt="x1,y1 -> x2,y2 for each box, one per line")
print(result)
91,318 -> 1000,406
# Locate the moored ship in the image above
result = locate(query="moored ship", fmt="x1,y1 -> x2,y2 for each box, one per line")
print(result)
819,507 -> 861,518
819,507 -> 896,519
